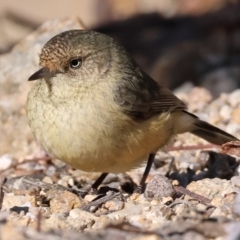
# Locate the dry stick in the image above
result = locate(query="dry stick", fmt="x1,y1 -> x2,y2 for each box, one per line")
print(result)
81,191 -> 120,212
168,143 -> 219,152
168,144 -> 219,206
174,185 -> 212,206
107,222 -> 159,236
166,144 -> 218,176
0,156 -> 53,175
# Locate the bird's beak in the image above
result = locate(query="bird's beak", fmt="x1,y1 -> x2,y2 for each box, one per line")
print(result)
28,67 -> 59,81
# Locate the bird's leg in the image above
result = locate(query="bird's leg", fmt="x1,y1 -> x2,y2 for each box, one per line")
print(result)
90,172 -> 108,193
73,172 -> 108,197
134,153 -> 155,193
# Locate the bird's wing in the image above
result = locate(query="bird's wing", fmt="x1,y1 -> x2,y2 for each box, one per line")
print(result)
114,70 -> 186,121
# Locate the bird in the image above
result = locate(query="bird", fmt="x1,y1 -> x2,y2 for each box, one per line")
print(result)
26,29 -> 238,193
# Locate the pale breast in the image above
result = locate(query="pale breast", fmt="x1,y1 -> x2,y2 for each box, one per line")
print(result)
27,81 -> 175,173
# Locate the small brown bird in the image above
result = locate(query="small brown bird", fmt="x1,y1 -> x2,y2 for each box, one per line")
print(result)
27,30 -> 238,192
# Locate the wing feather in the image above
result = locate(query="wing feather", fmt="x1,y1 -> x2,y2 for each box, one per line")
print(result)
114,69 -> 186,121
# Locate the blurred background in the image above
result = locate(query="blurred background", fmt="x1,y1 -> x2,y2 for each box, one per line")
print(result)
0,0 -> 240,97
1,0 -> 240,97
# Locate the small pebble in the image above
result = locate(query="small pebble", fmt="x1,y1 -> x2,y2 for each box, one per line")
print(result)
144,174 -> 175,201
219,105 -> 232,122
231,176 -> 240,189
228,89 -> 240,108
231,108 -> 240,124
42,176 -> 53,184
84,194 -> 96,203
197,203 -> 207,211
103,199 -> 124,211
172,180 -> 179,186
0,154 -> 14,171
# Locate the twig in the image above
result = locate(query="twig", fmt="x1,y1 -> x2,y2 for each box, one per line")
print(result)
0,156 -> 53,175
81,191 -> 120,212
168,199 -> 193,208
106,222 -> 159,236
174,185 -> 212,206
168,144 -> 219,152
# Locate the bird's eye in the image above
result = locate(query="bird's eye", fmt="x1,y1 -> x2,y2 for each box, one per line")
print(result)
69,58 -> 82,69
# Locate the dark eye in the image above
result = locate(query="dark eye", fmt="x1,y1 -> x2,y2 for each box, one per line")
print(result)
69,58 -> 82,69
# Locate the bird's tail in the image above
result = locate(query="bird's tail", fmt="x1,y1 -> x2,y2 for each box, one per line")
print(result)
190,116 -> 238,145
